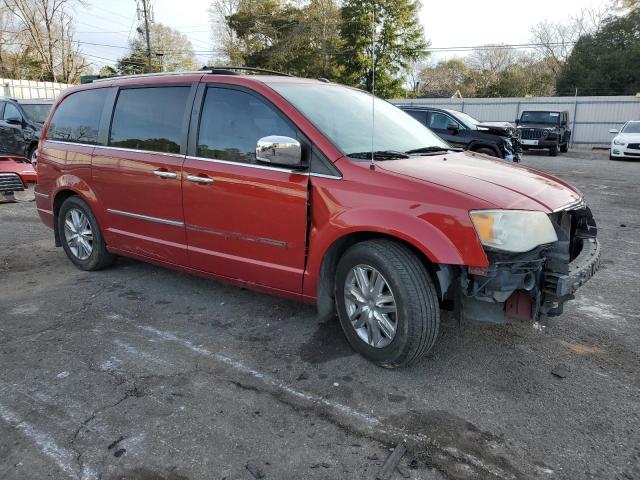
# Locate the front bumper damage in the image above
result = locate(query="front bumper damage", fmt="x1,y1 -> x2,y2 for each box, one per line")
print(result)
457,203 -> 600,323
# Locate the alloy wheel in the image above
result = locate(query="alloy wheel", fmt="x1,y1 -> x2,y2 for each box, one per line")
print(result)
63,208 -> 93,260
343,264 -> 398,348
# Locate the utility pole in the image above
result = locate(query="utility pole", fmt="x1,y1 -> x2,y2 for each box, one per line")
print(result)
140,0 -> 153,73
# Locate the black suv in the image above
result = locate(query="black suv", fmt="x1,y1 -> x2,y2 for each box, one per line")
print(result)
516,110 -> 571,156
0,97 -> 53,164
397,106 -> 521,162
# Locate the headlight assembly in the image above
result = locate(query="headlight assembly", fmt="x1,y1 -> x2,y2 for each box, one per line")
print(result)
613,137 -> 626,146
470,210 -> 558,253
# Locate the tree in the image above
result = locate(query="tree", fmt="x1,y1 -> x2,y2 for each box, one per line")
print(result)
225,0 -> 342,79
3,0 -> 88,82
339,0 -> 428,98
417,59 -> 476,98
530,7 -> 609,76
556,11 -> 640,95
209,0 -> 242,64
116,22 -> 198,75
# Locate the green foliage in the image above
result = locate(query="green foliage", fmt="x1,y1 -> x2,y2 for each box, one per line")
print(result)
224,0 -> 426,97
339,0 -> 427,98
117,22 -> 198,75
556,11 -> 640,95
227,0 -> 342,79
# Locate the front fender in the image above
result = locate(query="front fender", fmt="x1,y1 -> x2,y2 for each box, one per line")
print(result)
303,207 -> 489,299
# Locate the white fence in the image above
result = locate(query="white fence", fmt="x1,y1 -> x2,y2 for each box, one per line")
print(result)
393,96 -> 640,147
1,78 -> 70,100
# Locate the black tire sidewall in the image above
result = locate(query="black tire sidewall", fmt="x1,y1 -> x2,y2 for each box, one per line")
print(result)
57,197 -> 108,270
334,243 -> 435,366
476,147 -> 498,158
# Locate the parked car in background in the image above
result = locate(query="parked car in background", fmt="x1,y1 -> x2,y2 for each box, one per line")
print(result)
609,121 -> 640,160
0,155 -> 36,200
0,98 -> 53,165
398,106 -> 521,162
35,70 -> 599,367
516,110 -> 571,156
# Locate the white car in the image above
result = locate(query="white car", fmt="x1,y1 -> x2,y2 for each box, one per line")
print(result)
610,121 -> 640,160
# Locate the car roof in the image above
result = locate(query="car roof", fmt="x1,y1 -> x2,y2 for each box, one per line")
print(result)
521,110 -> 567,113
17,98 -> 54,104
397,105 -> 458,114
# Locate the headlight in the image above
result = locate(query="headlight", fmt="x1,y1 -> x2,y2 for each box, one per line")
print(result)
613,137 -> 626,146
470,210 -> 558,253
542,129 -> 550,138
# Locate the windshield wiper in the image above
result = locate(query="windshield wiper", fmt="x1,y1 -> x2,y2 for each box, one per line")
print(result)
347,150 -> 410,160
404,146 -> 461,154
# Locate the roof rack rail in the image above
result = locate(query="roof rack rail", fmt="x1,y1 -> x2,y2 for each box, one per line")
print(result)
90,66 -> 291,84
92,70 -> 207,83
200,66 -> 291,77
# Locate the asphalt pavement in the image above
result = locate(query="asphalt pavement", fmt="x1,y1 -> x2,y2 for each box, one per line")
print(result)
0,149 -> 638,480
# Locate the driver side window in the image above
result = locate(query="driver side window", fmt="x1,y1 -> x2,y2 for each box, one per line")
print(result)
197,87 -> 297,165
429,112 -> 459,130
3,103 -> 21,121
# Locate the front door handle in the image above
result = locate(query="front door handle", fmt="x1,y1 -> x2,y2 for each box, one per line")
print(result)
154,169 -> 177,179
186,174 -> 214,184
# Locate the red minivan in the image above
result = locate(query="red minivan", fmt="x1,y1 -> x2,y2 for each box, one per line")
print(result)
34,69 -> 600,367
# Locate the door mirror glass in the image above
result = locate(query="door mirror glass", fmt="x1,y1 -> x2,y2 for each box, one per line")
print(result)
5,116 -> 22,126
609,128 -> 619,134
515,119 -> 520,125
256,136 -> 302,167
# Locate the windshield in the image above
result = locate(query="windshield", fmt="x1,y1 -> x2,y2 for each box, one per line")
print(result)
20,103 -> 51,124
454,111 -> 481,129
269,83 -> 449,156
622,122 -> 640,133
520,111 -> 561,125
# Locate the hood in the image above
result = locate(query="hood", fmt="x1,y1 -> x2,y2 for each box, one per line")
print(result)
616,133 -> 640,142
377,151 -> 581,212
477,121 -> 516,136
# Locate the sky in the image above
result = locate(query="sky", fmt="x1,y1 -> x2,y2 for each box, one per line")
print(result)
75,0 -> 612,72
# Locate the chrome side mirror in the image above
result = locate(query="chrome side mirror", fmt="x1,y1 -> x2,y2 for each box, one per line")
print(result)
609,129 -> 619,134
256,135 -> 302,167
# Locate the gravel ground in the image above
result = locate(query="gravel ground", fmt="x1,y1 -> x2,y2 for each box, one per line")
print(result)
0,149 -> 638,480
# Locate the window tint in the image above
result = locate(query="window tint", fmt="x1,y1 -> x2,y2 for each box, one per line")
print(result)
405,110 -> 427,124
429,112 -> 458,130
110,87 -> 189,154
3,102 -> 21,121
47,89 -> 107,144
197,87 -> 296,164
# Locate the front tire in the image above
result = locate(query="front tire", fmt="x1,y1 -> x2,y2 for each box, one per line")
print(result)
475,147 -> 499,158
335,240 -> 440,368
58,196 -> 115,271
549,144 -> 559,156
560,143 -> 568,153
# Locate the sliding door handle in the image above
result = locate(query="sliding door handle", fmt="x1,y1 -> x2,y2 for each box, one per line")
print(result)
186,174 -> 214,184
153,170 -> 177,179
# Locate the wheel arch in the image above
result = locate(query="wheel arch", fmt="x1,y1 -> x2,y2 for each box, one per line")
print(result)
468,142 -> 501,157
51,177 -> 102,247
314,230 -> 456,321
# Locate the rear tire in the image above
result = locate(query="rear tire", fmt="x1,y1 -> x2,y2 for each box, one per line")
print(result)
334,239 -> 440,368
57,196 -> 115,271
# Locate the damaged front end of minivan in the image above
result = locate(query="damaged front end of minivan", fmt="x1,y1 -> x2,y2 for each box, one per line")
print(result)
450,202 -> 600,323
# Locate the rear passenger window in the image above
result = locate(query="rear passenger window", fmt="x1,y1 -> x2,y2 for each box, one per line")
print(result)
405,110 -> 427,124
197,87 -> 296,164
46,89 -> 107,144
110,87 -> 189,154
